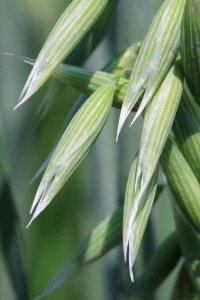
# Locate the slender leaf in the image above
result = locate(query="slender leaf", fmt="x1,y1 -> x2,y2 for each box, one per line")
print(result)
34,208 -> 122,300
0,181 -> 29,300
129,232 -> 181,300
33,182 -> 164,299
171,264 -> 199,300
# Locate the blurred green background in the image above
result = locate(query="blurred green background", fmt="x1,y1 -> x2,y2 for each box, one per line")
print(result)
0,0 -> 177,299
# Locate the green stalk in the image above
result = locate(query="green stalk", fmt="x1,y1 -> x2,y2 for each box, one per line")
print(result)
0,182 -> 29,300
129,232 -> 181,300
171,264 -> 199,300
175,205 -> 200,293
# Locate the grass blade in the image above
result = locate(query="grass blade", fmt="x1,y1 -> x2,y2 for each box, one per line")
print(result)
34,208 -> 122,300
16,0 -> 109,108
171,264 -> 199,300
129,232 -> 181,299
0,181 -> 29,300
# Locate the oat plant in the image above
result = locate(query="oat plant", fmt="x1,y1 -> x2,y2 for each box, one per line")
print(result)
5,0 -> 200,299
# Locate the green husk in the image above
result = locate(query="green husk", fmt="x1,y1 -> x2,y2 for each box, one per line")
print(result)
181,0 -> 200,104
123,154 -> 159,281
134,55 -> 183,203
117,0 -> 186,137
16,0 -> 109,108
17,41 -> 141,113
161,136 -> 200,232
36,0 -> 119,119
66,0 -> 119,66
30,41 -> 141,183
28,83 -> 116,226
123,56 -> 183,280
172,86 -> 200,181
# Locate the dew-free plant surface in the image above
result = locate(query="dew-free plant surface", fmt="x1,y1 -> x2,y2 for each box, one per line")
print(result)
1,0 -> 200,299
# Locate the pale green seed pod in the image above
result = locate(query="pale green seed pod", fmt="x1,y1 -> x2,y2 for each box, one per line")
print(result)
181,0 -> 200,104
172,86 -> 200,181
117,0 -> 186,137
135,55 -> 183,195
123,154 -> 159,281
67,0 -> 119,66
16,0 -> 109,108
122,57 -> 183,278
161,136 -> 200,232
19,40 -> 142,112
36,0 -> 119,119
29,41 -> 141,184
28,83 -> 116,226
